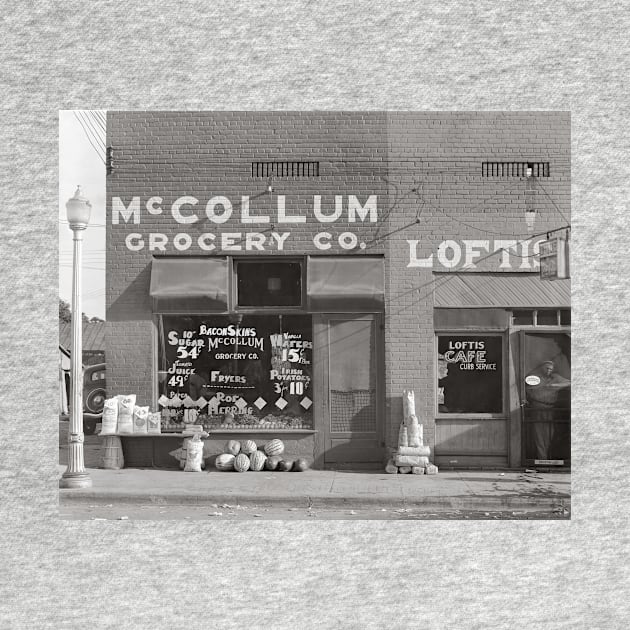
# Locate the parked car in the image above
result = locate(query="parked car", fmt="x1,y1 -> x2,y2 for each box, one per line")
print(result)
83,363 -> 106,435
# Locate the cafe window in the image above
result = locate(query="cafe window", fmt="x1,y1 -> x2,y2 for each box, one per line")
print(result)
236,260 -> 303,307
437,335 -> 504,415
157,314 -> 313,431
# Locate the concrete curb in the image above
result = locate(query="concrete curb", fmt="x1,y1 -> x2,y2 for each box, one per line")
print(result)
59,489 -> 570,511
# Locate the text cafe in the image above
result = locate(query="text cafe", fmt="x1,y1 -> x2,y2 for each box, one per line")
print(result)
105,112 -> 571,470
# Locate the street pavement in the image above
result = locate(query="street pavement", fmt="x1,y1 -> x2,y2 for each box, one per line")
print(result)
59,421 -> 570,519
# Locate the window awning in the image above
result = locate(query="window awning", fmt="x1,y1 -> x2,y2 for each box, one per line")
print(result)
434,273 -> 570,308
150,257 -> 228,313
307,256 -> 384,312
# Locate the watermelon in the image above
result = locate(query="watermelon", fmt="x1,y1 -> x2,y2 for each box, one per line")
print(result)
264,439 -> 284,457
249,450 -> 267,472
225,440 -> 241,456
241,440 -> 257,455
293,458 -> 309,472
234,453 -> 250,472
215,453 -> 235,471
265,455 -> 282,471
278,459 -> 293,472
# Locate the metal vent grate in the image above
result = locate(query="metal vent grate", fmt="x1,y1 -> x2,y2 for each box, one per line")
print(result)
482,162 -> 550,177
252,161 -> 320,177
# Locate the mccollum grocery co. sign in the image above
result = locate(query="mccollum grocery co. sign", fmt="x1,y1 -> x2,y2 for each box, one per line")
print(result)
111,195 -> 541,270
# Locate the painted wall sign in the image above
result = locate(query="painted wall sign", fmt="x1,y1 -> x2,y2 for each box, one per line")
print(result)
111,194 -> 379,253
111,194 -> 542,269
408,238 -> 543,270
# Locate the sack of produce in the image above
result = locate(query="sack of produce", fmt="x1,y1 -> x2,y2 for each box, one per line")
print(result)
116,395 -> 136,434
397,424 -> 408,448
133,406 -> 149,434
147,412 -> 161,435
424,463 -> 439,475
184,436 -> 204,472
100,397 -> 119,435
398,445 -> 430,457
407,415 -> 422,448
394,454 -> 429,467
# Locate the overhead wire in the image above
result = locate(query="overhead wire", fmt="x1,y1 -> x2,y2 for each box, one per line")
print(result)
73,111 -> 105,165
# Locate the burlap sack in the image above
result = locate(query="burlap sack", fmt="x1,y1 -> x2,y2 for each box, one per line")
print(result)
183,437 -> 204,472
398,424 -> 408,448
406,415 -> 422,447
425,463 -> 439,475
403,389 -> 416,418
394,454 -> 430,467
411,466 -> 425,475
398,445 -> 431,457
385,458 -> 398,474
398,466 -> 412,474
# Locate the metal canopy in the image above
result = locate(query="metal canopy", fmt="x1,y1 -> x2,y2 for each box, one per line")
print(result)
307,256 -> 385,312
434,273 -> 570,309
150,257 -> 228,313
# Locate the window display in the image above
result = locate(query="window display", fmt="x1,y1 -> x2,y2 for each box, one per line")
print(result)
437,335 -> 503,414
158,314 -> 313,430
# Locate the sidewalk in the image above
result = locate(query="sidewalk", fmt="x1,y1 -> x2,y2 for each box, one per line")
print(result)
58,465 -> 570,512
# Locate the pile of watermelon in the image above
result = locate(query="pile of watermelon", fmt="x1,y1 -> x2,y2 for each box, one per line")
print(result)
214,439 -> 310,472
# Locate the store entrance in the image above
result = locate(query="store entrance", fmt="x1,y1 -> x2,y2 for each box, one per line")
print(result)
315,314 -> 383,468
520,331 -> 571,467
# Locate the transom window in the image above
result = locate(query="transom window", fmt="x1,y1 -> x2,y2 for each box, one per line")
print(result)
236,260 -> 303,308
512,309 -> 570,326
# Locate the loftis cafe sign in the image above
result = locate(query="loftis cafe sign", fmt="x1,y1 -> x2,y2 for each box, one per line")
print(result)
111,195 -> 540,270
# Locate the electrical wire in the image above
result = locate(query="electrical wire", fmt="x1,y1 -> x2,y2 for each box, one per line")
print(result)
73,111 -> 105,165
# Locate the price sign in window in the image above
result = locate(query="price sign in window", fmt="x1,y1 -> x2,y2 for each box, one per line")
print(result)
437,335 -> 503,414
158,314 -> 313,429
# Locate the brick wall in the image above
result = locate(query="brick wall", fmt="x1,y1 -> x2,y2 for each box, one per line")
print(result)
106,111 -> 570,455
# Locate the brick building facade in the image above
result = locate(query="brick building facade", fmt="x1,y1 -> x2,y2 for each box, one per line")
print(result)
106,112 -> 571,469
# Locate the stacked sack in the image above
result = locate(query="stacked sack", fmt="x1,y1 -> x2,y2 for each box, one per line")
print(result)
100,394 -> 162,436
385,390 -> 438,475
215,439 -> 310,472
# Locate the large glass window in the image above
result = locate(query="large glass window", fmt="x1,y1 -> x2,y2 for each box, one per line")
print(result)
437,335 -> 503,414
158,314 -> 313,430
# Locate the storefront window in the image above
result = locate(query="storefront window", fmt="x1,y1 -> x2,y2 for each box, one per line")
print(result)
158,314 -> 313,430
437,335 -> 503,414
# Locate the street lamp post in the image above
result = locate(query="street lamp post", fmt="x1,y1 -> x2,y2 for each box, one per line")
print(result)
60,186 -> 93,489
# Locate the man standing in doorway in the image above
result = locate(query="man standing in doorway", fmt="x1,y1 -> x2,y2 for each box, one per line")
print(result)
526,360 -> 571,460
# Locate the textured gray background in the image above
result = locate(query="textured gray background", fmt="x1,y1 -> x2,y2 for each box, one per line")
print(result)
1,1 -> 629,628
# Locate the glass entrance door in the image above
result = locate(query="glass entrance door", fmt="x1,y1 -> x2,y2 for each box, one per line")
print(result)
520,332 -> 571,466
319,315 -> 383,467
